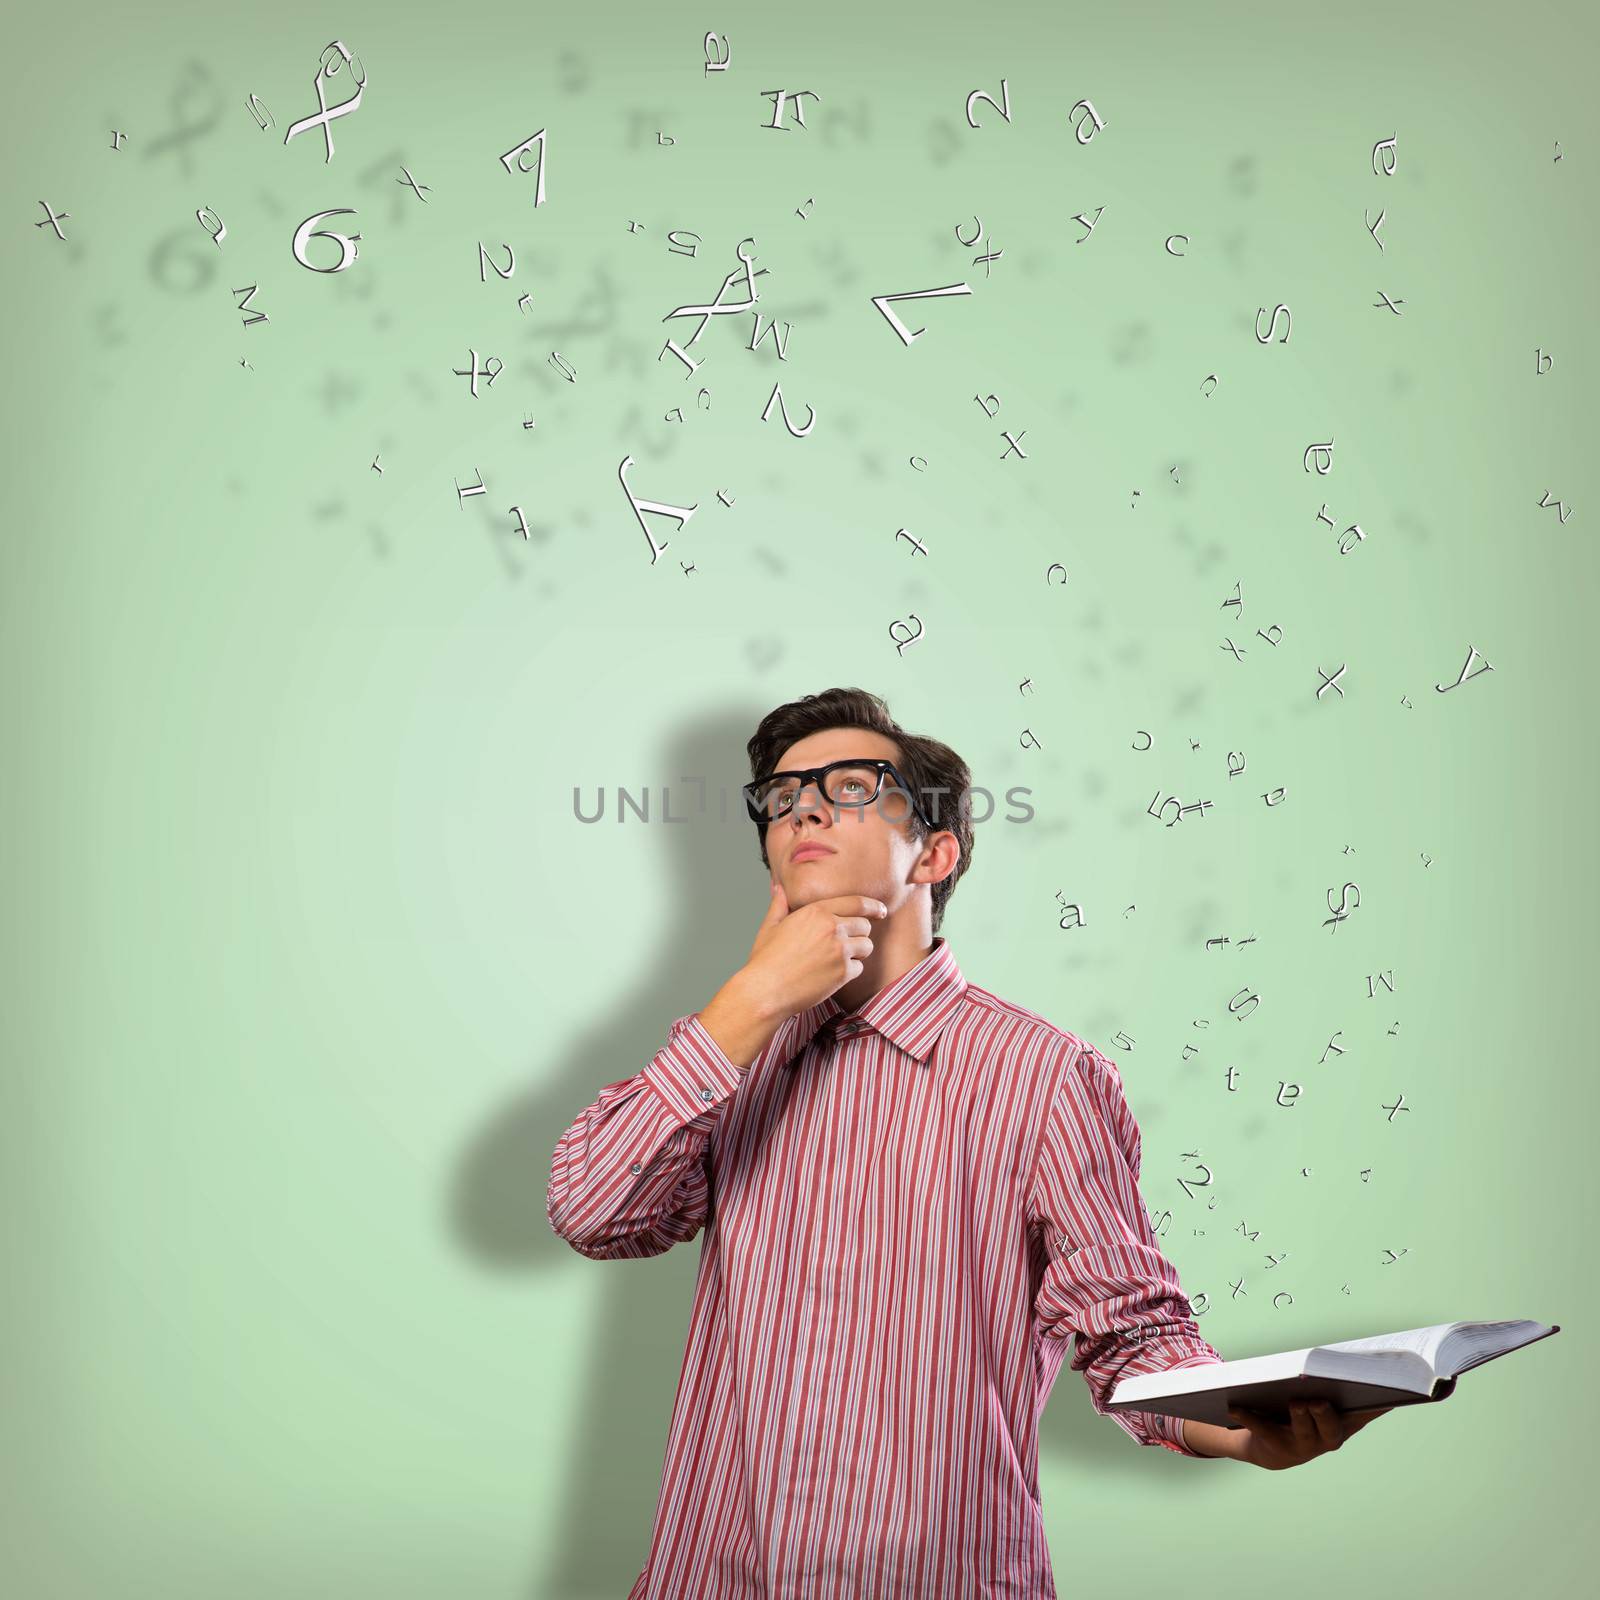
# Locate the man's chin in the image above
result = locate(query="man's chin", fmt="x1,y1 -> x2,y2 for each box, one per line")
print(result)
789,871 -> 848,897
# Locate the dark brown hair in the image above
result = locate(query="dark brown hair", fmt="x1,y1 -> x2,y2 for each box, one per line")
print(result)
747,687 -> 973,934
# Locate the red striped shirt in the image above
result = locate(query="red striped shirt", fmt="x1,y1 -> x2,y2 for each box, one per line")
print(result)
548,935 -> 1224,1598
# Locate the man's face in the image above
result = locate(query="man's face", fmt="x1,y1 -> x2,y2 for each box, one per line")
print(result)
762,727 -> 927,912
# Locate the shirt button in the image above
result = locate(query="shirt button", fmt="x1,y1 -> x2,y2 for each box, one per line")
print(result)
698,1086 -> 713,1102
630,1163 -> 643,1174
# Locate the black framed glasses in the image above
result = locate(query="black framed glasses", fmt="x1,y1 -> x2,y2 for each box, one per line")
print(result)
743,758 -> 936,831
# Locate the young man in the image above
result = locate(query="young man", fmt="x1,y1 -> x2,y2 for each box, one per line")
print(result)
549,688 -> 1393,1599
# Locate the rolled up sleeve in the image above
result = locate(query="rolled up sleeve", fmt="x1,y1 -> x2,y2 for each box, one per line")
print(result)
1030,1042 -> 1225,1455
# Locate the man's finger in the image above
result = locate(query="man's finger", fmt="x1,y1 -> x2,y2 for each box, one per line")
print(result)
1308,1400 -> 1340,1447
1227,1404 -> 1272,1434
1241,1405 -> 1289,1439
817,895 -> 888,918
1288,1401 -> 1318,1451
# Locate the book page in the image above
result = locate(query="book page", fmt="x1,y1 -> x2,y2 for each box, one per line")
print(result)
1317,1322 -> 1459,1367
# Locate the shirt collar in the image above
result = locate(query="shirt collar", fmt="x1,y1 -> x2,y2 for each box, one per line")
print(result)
792,935 -> 968,1068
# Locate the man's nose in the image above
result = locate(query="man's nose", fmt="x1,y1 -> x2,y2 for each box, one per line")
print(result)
789,782 -> 836,823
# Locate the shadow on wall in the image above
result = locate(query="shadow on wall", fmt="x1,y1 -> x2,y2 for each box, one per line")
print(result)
450,702 -> 787,1598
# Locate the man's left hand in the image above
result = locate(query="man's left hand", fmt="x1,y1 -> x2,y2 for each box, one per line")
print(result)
1224,1399 -> 1396,1469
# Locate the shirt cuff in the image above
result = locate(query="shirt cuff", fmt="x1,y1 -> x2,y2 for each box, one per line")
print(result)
641,1012 -> 746,1123
1152,1410 -> 1198,1455
1149,1355 -> 1228,1455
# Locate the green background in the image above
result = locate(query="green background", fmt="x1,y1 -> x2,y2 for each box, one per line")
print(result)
4,0 -> 1594,1594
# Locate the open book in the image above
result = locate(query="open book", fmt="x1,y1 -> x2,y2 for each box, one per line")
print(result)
1106,1320 -> 1560,1428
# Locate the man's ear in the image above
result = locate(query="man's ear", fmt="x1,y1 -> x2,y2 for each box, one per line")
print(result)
914,829 -> 959,884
